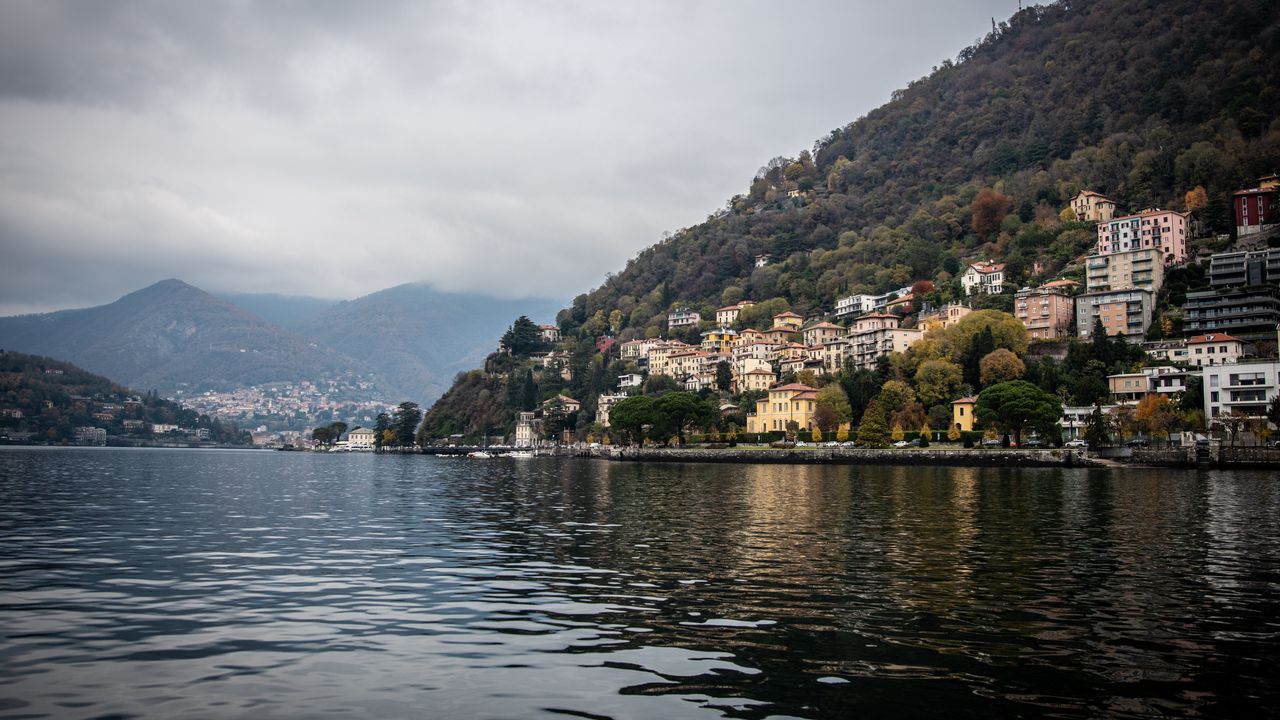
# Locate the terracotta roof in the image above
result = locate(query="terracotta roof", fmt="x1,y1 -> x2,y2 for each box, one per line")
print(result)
1186,333 -> 1242,344
968,261 -> 1005,274
951,396 -> 978,404
770,383 -> 817,392
1076,190 -> 1113,200
805,322 -> 844,330
744,369 -> 775,375
774,311 -> 804,319
855,312 -> 898,320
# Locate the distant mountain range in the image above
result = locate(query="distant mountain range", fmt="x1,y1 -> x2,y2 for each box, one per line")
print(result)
0,279 -> 562,406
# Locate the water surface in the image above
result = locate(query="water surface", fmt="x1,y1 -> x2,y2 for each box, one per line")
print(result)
1,448 -> 1278,718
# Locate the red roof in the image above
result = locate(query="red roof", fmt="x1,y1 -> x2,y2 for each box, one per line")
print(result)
968,261 -> 1005,274
774,311 -> 803,319
770,383 -> 817,392
951,396 -> 978,404
1186,333 -> 1242,344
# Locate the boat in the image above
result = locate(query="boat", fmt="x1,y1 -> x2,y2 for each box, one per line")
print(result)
467,451 -> 493,458
505,451 -> 534,458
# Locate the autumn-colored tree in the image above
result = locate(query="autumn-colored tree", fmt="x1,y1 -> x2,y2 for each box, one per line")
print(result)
891,424 -> 905,442
1058,207 -> 1077,223
971,189 -> 1012,239
911,280 -> 935,297
856,401 -> 889,448
836,426 -> 849,442
812,426 -> 823,442
1184,185 -> 1209,213
947,424 -> 961,442
979,349 -> 1026,387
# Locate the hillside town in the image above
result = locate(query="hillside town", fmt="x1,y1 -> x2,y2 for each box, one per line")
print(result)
439,180 -> 1280,453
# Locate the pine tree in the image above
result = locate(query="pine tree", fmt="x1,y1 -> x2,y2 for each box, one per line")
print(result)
856,401 -> 890,448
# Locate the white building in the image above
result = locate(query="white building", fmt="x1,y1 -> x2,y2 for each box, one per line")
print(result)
961,262 -> 1005,295
1186,333 -> 1248,367
514,412 -> 538,448
347,426 -> 376,450
596,394 -> 627,428
1202,360 -> 1280,425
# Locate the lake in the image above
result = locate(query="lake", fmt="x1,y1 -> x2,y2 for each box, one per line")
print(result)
1,448 -> 1278,718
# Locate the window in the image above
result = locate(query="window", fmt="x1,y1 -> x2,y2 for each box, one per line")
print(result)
1210,375 -> 1219,387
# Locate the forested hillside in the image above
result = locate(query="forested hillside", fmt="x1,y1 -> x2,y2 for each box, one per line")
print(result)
421,0 -> 1280,441
0,350 -> 248,444
560,0 -> 1278,334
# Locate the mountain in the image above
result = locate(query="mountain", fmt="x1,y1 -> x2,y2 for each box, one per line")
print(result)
420,0 -> 1280,439
216,292 -> 338,331
0,349 -> 248,444
555,0 -> 1280,335
0,279 -> 379,395
296,284 -> 564,403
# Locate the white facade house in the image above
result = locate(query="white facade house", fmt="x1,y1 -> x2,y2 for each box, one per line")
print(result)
1202,360 -> 1280,425
961,262 -> 1005,295
347,426 -> 376,450
514,412 -> 538,448
1186,333 -> 1248,367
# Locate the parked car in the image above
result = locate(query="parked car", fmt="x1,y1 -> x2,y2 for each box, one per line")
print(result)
1124,438 -> 1150,448
1022,438 -> 1045,448
981,438 -> 1002,447
892,440 -> 909,448
1064,439 -> 1088,449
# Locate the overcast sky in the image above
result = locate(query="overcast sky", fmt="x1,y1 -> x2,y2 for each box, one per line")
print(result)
0,0 -> 1014,315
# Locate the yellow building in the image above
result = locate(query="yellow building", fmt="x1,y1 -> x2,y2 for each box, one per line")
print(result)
746,383 -> 818,434
700,328 -> 738,354
951,396 -> 977,432
771,311 -> 804,332
738,368 -> 776,392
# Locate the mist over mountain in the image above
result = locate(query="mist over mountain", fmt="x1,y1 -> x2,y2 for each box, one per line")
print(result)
0,280 -> 378,395
216,293 -> 339,331
296,284 -> 564,403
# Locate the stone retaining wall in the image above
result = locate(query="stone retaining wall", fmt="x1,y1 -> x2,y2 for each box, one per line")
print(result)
589,447 -> 1095,468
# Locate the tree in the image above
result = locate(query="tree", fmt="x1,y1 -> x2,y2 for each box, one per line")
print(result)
610,396 -> 655,446
373,412 -> 391,451
392,402 -> 422,448
501,316 -> 544,357
856,401 -> 889,448
543,399 -> 568,443
974,381 -> 1062,446
811,426 -> 823,442
947,424 -> 961,442
877,380 -> 915,417
815,384 -> 853,430
891,424 -> 905,442
918,421 -> 931,447
1267,395 -> 1280,431
979,349 -> 1025,387
652,392 -> 709,445
836,426 -> 849,442
971,188 -> 1011,239
715,360 -> 733,392
915,359 -> 964,407
1220,408 -> 1251,446
1184,185 -> 1208,213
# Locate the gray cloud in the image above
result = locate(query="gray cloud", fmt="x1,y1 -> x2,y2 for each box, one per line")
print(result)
0,0 -> 1014,314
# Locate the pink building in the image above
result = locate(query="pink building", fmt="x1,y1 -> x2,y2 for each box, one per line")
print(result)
1096,209 -> 1189,266
1014,285 -> 1075,340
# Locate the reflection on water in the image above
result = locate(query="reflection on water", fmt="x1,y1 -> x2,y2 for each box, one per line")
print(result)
1,448 -> 1278,719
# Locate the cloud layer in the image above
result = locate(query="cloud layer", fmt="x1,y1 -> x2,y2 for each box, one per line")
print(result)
0,0 -> 1012,314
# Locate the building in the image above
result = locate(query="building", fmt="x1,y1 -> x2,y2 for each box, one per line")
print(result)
961,261 -> 1006,295
1233,177 -> 1279,236
596,394 -> 627,428
884,293 -> 915,314
74,426 -> 107,446
700,327 -> 738,354
1061,405 -> 1118,441
848,326 -> 923,371
1186,333 -> 1248,367
514,412 -> 537,447
1075,288 -> 1155,340
1070,190 -> 1117,222
850,312 -> 901,333
618,373 -> 644,389
834,294 -> 877,319
745,383 -> 818,434
1143,340 -> 1190,364
771,311 -> 804,332
715,301 -> 754,327
1108,373 -> 1153,405
917,303 -> 971,332
738,368 -> 776,392
1014,284 -> 1076,340
1208,248 -> 1280,288
951,396 -> 977,432
1183,286 -> 1280,343
347,426 -> 376,450
667,308 -> 701,328
538,324 -> 561,343
1202,360 -> 1280,426
620,338 -> 662,362
1095,209 -> 1189,266
542,395 -> 580,414
802,322 -> 844,347
755,253 -> 771,268
1084,247 -> 1164,294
